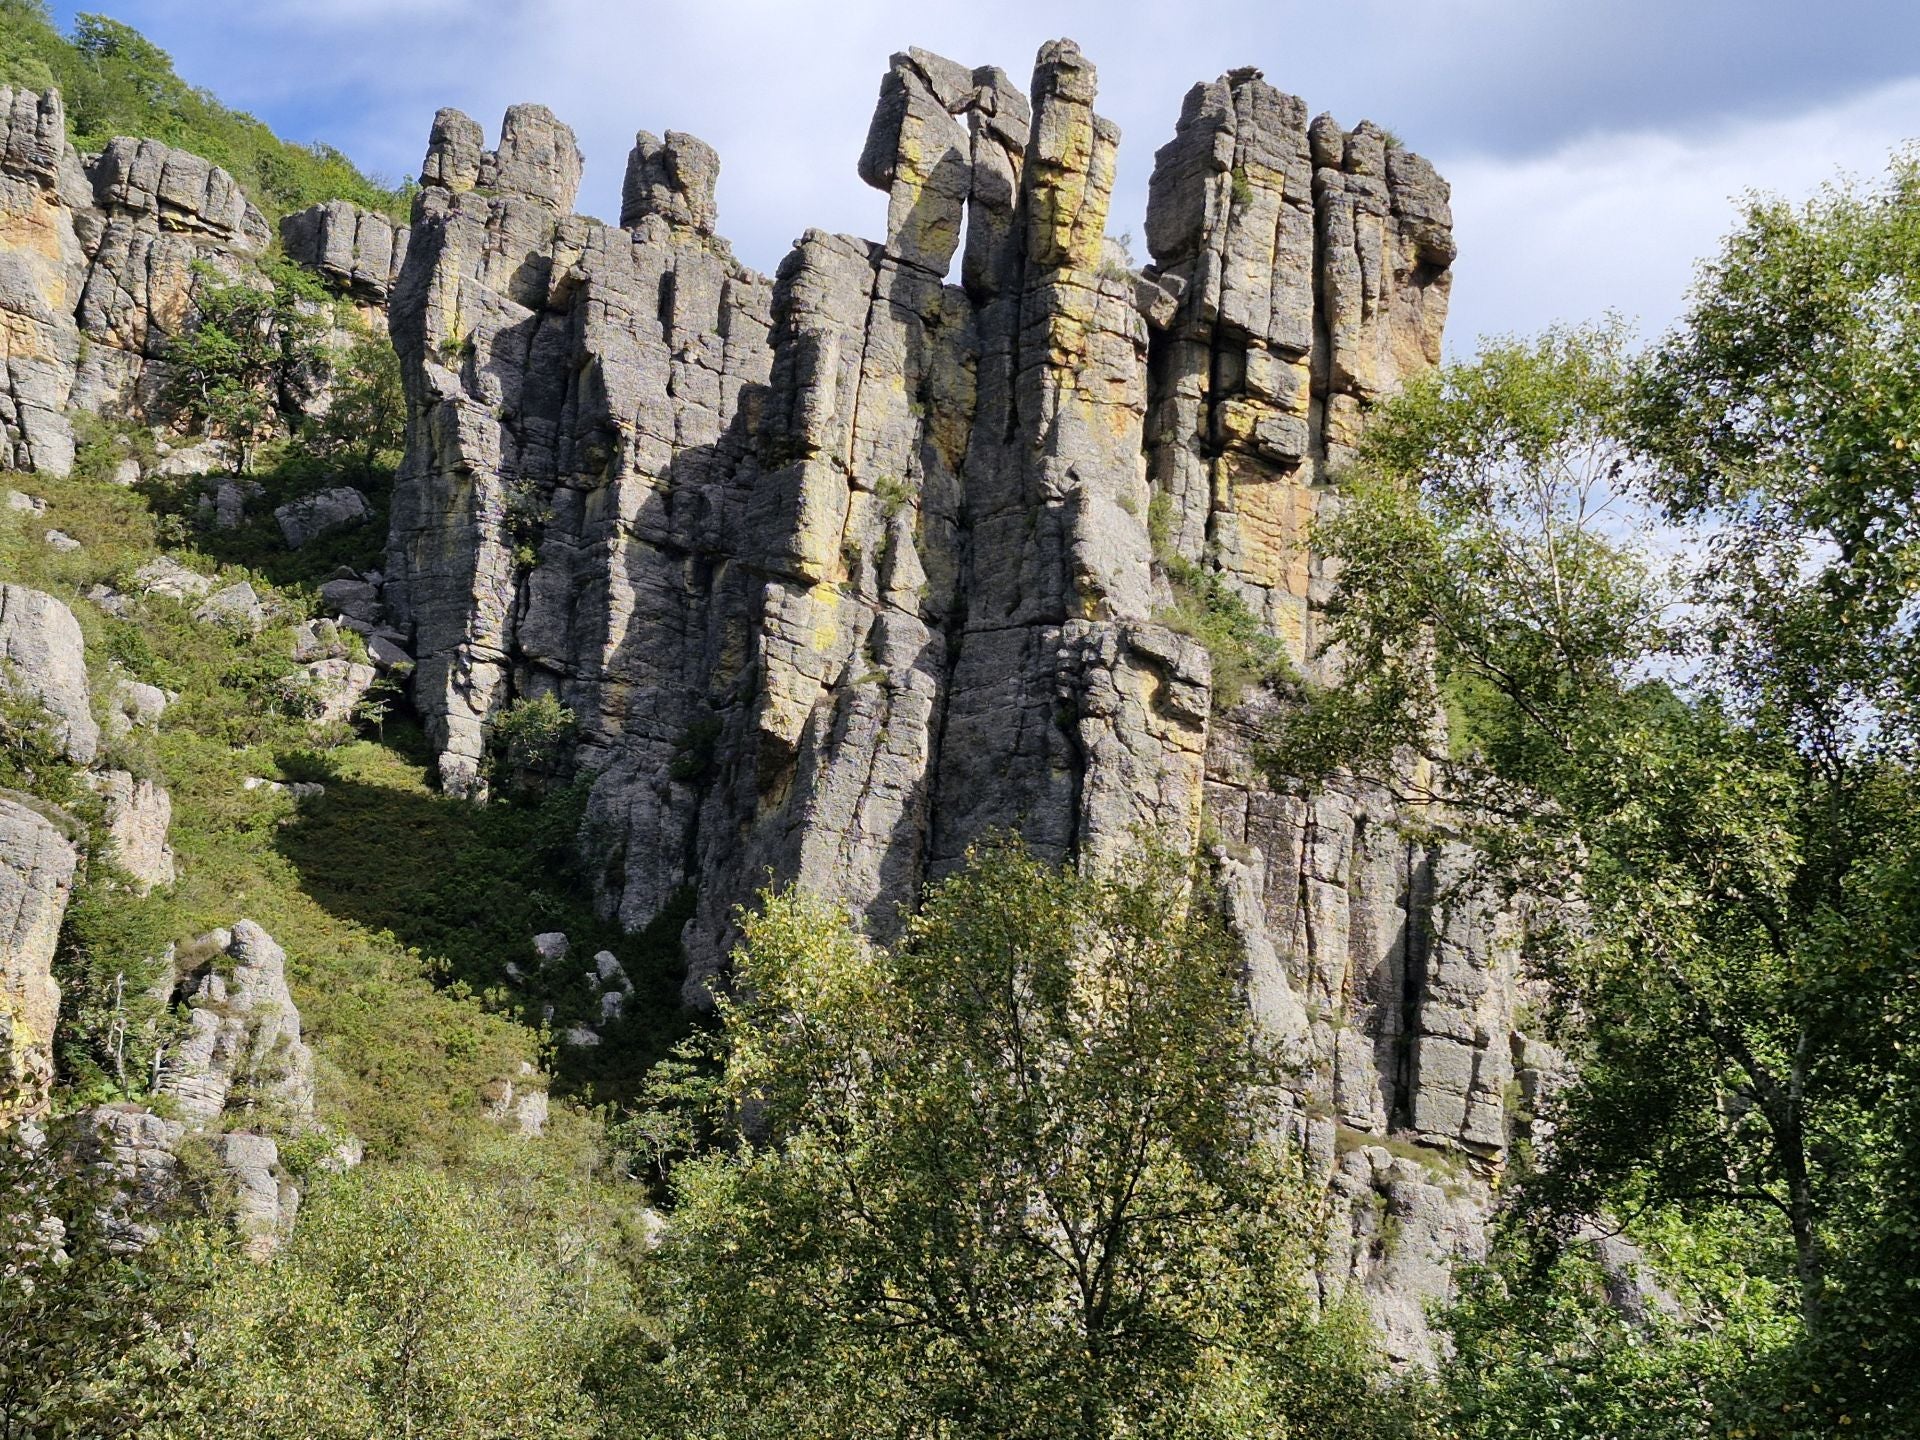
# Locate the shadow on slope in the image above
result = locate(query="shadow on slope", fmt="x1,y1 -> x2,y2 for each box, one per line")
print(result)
273,721 -> 696,1107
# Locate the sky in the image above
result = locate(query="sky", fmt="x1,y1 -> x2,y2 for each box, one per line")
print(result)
50,1 -> 1920,355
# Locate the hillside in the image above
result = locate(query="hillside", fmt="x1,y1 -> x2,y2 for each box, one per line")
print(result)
0,0 -> 404,219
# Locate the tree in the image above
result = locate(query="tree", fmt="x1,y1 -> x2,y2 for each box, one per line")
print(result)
487,692 -> 578,792
1284,156 -> 1920,1435
164,258 -> 331,474
632,841 -> 1419,1440
98,1157 -> 634,1440
300,328 -> 406,481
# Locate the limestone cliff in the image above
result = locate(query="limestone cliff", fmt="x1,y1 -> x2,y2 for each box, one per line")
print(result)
366,39 -> 1536,1362
0,86 -> 276,475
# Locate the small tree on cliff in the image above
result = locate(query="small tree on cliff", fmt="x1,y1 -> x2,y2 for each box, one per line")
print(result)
165,257 -> 331,473
630,841 -> 1420,1440
300,327 -> 405,481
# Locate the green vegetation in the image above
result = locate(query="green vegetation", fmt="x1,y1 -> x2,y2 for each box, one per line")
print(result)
0,2 -> 406,221
164,258 -> 333,474
1,1126 -> 645,1439
0,412 -> 690,1155
488,692 -> 579,788
1285,154 -> 1920,1437
631,841 -> 1423,1440
300,329 -> 407,482
1150,493 -> 1294,707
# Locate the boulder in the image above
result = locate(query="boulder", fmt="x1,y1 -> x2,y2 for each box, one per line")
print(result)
480,1066 -> 549,1138
213,477 -> 261,529
301,656 -> 377,725
275,486 -> 372,549
103,670 -> 169,739
366,633 -> 412,670
155,920 -> 315,1128
0,794 -> 76,1120
131,555 -> 213,601
89,768 -> 175,893
194,580 -> 266,633
0,584 -> 97,764
317,576 -> 380,625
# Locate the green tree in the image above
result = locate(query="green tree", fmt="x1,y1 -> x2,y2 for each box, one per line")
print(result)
300,329 -> 406,482
633,841 -> 1418,1440
1284,155 -> 1920,1436
488,692 -> 578,790
0,1119 -> 190,1440
165,259 -> 332,474
102,1157 -> 632,1440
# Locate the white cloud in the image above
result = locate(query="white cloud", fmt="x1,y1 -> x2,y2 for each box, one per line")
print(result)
1438,77 -> 1920,351
75,1 -> 1920,357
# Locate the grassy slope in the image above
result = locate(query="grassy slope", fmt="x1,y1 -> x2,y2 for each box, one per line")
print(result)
2,448 -> 692,1163
0,0 -> 406,221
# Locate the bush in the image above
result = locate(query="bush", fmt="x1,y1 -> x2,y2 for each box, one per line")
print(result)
94,1160 -> 639,1440
1158,553 -> 1294,707
293,328 -> 406,482
487,693 -> 577,783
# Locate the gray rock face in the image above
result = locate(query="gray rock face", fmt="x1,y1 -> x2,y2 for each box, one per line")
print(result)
279,199 -> 410,302
378,41 -> 1525,1363
131,555 -> 213,601
621,130 -> 719,233
104,669 -> 169,739
0,793 -> 76,1121
89,767 -> 175,893
0,85 -> 344,472
275,485 -> 373,548
82,1105 -> 186,1251
0,87 -> 281,468
156,920 -> 316,1128
1142,73 -> 1452,669
194,580 -> 266,632
0,583 -> 97,764
301,656 -> 377,725
83,920 -> 327,1256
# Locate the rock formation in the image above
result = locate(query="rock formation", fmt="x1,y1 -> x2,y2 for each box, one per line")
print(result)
0,791 -> 76,1121
86,921 -> 328,1255
362,39 -> 1533,1361
0,581 -> 97,764
0,86 -> 275,474
0,38 -> 1533,1362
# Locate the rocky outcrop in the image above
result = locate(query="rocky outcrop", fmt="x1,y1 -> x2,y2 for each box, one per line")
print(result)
89,767 -> 175,893
156,921 -> 315,1127
278,198 -> 409,306
0,87 -> 277,474
0,582 -> 97,764
275,485 -> 372,548
1142,73 -> 1452,667
0,793 -> 76,1121
86,920 -> 325,1255
372,40 -> 1530,1362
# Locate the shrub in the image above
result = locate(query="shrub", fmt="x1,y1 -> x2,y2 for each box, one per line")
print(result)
1158,553 -> 1294,708
487,694 -> 577,783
